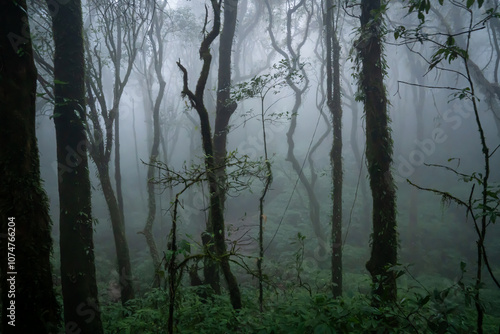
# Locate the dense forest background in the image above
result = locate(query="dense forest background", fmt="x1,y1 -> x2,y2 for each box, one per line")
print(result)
1,0 -> 499,333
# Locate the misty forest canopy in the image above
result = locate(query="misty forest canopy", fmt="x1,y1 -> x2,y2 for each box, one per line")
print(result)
1,0 -> 500,333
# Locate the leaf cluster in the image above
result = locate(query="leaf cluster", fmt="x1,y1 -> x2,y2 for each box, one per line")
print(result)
406,0 -> 485,24
148,150 -> 268,196
231,59 -> 305,102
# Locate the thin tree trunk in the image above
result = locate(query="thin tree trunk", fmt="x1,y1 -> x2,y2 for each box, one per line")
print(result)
114,16 -> 125,224
131,102 -> 146,207
408,73 -> 424,259
115,108 -> 125,222
83,1 -> 141,304
0,2 -> 61,332
96,163 -> 135,304
177,0 -> 241,309
142,15 -> 166,287
265,0 -> 326,257
258,96 -> 273,312
47,0 -> 104,331
358,0 -> 398,305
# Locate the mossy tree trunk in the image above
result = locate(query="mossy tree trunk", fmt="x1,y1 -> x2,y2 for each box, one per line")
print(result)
214,0 -> 241,310
325,0 -> 343,299
358,0 -> 398,305
0,1 -> 61,332
48,0 -> 104,331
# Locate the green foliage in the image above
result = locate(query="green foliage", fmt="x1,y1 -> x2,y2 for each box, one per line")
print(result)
406,0 -> 484,24
99,273 -> 490,334
101,289 -> 168,333
231,59 -> 305,102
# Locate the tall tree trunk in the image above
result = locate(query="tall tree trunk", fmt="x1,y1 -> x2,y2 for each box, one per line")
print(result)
95,163 -> 134,303
325,0 -> 343,298
265,0 -> 326,257
177,0 -> 241,309
408,65 -> 425,260
358,0 -> 398,305
345,85 -> 370,226
143,14 -> 166,287
114,15 -> 125,225
48,0 -> 104,331
214,0 -> 238,210
214,0 -> 242,310
132,102 -> 146,207
0,1 -> 61,332
83,2 -> 147,303
115,109 -> 125,222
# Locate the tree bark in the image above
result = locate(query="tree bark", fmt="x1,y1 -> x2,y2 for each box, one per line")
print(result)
95,162 -> 135,303
48,0 -> 104,331
0,1 -> 61,332
325,0 -> 343,298
113,15 -> 125,226
83,0 -> 144,303
358,0 -> 398,305
214,0 -> 242,310
177,0 -> 242,309
143,13 -> 166,287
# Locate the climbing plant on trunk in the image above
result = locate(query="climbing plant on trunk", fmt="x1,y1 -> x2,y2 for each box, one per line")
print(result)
356,0 -> 398,306
325,0 -> 343,299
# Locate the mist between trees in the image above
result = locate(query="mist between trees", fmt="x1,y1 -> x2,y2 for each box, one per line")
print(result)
1,0 -> 499,333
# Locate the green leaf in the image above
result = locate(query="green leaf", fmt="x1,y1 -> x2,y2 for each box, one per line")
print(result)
466,0 -> 474,8
54,79 -> 69,85
460,261 -> 467,272
314,323 -> 334,334
418,294 -> 430,307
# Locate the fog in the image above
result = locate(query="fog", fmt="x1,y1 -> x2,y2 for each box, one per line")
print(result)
27,0 -> 500,331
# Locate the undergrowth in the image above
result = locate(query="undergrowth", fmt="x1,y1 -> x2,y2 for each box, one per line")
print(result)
100,276 -> 498,334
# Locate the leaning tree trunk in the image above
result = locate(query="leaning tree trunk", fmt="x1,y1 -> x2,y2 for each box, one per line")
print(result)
0,1 -> 60,332
95,162 -> 135,304
48,0 -> 104,331
358,0 -> 398,305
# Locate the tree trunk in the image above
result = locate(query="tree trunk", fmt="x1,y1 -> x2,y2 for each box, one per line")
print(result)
177,0 -> 241,309
143,15 -> 166,287
325,0 -> 343,298
115,108 -> 125,223
48,0 -> 104,331
213,0 -> 242,310
265,0 -> 326,258
358,0 -> 398,305
408,63 -> 425,260
346,86 -> 370,227
0,2 -> 61,332
95,163 -> 135,304
114,15 -> 125,226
